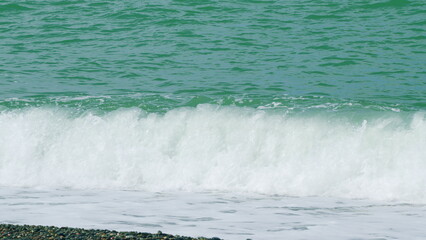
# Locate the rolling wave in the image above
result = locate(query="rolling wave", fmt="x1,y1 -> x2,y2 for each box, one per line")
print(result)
0,105 -> 425,203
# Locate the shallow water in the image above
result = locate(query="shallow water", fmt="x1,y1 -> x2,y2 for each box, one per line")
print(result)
1,188 -> 425,240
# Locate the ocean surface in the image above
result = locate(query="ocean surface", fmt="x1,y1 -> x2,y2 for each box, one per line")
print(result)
1,0 -> 426,239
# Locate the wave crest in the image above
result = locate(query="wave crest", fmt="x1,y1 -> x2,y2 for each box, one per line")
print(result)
0,106 -> 425,203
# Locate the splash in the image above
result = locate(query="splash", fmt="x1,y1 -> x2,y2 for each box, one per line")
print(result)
0,105 -> 425,203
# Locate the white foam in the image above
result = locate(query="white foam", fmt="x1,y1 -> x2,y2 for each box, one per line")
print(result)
0,105 -> 425,203
2,188 -> 425,240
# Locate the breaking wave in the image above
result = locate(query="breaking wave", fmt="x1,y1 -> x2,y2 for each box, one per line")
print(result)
0,105 -> 425,203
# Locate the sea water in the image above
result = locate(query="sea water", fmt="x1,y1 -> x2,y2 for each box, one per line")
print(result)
1,0 -> 426,239
1,189 -> 426,240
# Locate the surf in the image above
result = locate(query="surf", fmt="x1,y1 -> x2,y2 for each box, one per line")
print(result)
0,105 -> 425,203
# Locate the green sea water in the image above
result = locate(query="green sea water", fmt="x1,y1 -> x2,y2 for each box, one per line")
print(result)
0,0 -> 425,112
2,0 -> 426,206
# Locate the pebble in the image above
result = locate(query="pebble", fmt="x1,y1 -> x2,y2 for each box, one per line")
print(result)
0,224 -> 221,240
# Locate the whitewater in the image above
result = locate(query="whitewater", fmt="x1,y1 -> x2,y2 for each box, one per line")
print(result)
1,105 -> 425,203
1,105 -> 426,239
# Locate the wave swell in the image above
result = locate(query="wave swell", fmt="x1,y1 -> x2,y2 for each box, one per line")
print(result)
0,105 -> 425,203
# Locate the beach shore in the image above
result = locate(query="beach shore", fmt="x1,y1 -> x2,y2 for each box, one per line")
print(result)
0,224 -> 221,240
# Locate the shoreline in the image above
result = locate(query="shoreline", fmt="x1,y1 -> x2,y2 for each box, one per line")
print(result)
0,224 -> 221,240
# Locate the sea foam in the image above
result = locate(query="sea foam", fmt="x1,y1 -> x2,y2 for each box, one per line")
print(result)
0,105 -> 425,203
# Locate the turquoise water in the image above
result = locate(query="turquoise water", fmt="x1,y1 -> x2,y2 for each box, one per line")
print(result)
1,0 -> 425,112
2,3 -> 426,239
1,0 -> 426,203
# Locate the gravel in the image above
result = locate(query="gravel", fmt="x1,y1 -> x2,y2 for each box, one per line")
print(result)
0,224 -> 222,240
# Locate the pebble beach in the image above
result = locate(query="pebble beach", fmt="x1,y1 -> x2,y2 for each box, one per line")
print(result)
0,225 -> 221,240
